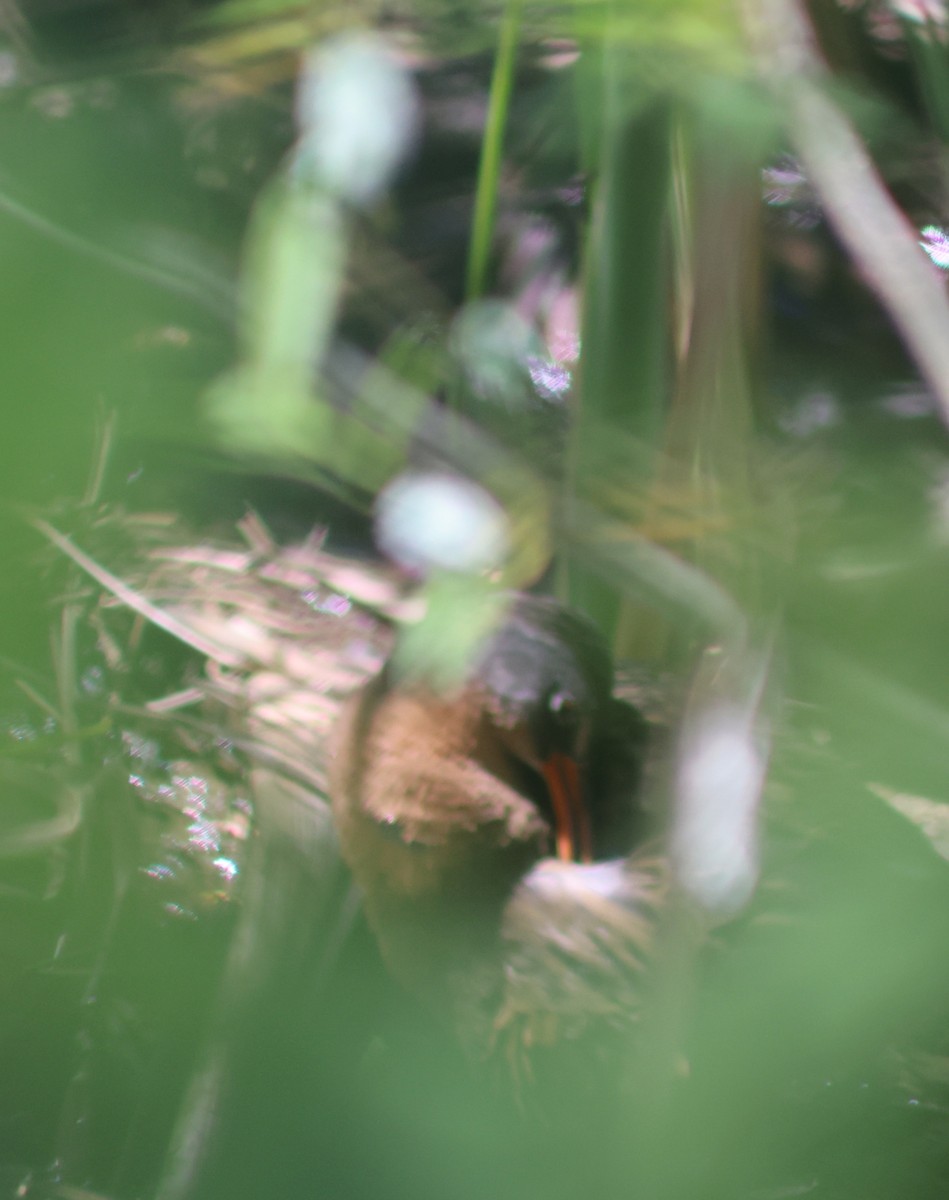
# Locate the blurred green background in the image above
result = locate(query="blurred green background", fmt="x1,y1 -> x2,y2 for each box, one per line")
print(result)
4,0 -> 949,1197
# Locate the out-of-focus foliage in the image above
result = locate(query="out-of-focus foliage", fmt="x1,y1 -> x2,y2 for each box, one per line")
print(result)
4,0 -> 949,1198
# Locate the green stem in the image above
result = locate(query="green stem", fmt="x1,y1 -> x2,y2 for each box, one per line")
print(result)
466,0 -> 522,301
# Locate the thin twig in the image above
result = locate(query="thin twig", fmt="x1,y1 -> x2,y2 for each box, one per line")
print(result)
31,518 -> 248,669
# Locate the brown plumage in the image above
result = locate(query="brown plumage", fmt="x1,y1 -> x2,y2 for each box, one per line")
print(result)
329,594 -> 666,1071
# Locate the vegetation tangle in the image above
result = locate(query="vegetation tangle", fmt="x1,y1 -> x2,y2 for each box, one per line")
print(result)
3,1 -> 949,1198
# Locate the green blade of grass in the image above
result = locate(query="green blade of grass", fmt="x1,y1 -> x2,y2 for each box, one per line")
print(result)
466,0 -> 522,301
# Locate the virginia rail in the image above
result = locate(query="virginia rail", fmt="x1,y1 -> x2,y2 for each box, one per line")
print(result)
329,594 -> 665,1071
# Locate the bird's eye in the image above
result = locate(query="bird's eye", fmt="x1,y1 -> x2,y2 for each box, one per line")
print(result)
546,689 -> 585,751
548,690 -> 576,720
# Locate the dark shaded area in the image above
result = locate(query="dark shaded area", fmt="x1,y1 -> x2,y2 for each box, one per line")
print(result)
3,3 -> 949,1200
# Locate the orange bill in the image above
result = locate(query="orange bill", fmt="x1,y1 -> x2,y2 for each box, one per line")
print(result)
541,752 -> 594,864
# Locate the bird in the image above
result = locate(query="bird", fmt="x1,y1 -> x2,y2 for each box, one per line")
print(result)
328,592 -> 667,1077
43,513 -> 670,1092
44,513 -> 949,1198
